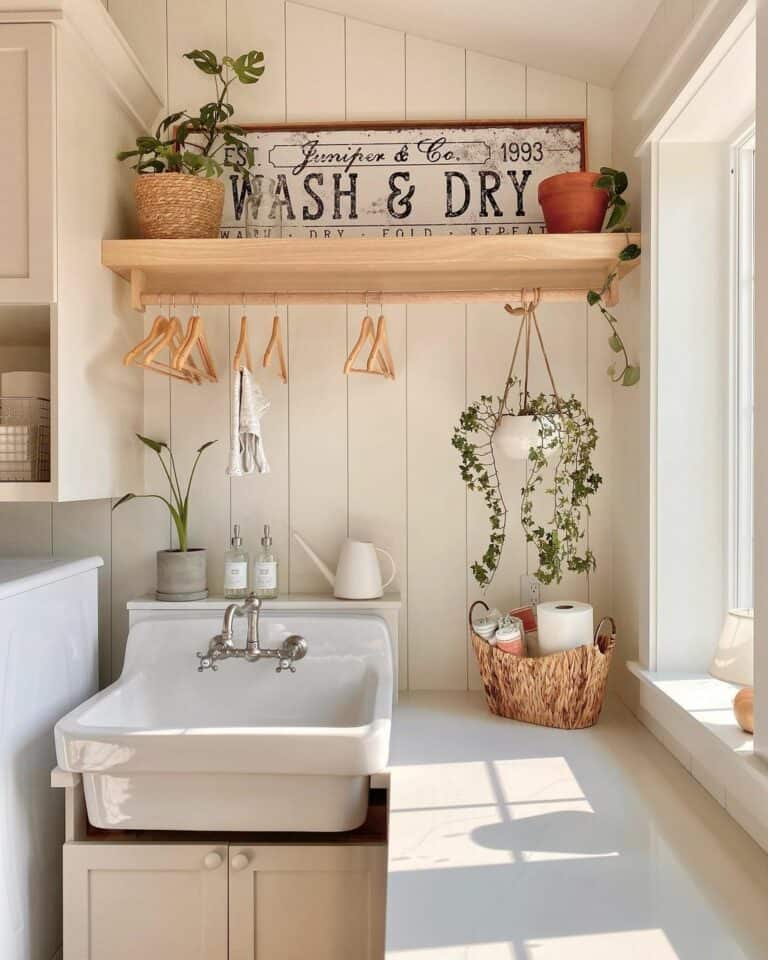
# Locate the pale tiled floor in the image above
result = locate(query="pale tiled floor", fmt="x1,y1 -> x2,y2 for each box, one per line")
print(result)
386,693 -> 768,959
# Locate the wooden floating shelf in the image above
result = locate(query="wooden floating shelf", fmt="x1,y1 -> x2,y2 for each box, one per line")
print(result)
102,233 -> 641,310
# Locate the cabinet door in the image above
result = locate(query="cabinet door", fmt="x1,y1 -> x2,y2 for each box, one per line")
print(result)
229,844 -> 387,960
0,23 -> 54,302
63,843 -> 228,960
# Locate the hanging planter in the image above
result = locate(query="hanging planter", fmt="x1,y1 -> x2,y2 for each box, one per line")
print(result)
453,291 -> 601,589
493,414 -> 540,460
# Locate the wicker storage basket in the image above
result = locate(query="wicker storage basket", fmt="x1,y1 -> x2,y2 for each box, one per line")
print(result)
470,604 -> 615,729
134,173 -> 224,239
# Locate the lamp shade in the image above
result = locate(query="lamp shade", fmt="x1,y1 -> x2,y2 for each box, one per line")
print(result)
709,608 -> 753,686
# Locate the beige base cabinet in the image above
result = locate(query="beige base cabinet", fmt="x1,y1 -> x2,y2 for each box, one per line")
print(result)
63,841 -> 386,960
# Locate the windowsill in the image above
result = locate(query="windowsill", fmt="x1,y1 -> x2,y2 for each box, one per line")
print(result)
625,661 -> 768,853
627,664 -> 753,754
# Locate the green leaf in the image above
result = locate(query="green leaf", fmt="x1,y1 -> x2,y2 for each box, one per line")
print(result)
608,333 -> 623,353
230,49 -> 265,84
613,171 -> 628,195
622,365 -> 641,387
599,166 -> 620,176
112,493 -> 136,510
197,440 -> 217,454
136,136 -> 161,151
137,160 -> 166,173
156,111 -> 185,137
605,202 -> 628,231
184,49 -> 221,75
136,434 -> 167,454
116,149 -> 141,161
607,364 -> 616,378
619,243 -> 641,261
586,290 -> 601,306
594,175 -> 613,190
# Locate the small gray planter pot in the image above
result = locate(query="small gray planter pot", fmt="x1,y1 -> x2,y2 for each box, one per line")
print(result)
156,548 -> 208,601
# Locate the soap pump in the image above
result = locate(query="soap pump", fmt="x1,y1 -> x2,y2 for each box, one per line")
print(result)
253,523 -> 279,599
223,523 -> 249,599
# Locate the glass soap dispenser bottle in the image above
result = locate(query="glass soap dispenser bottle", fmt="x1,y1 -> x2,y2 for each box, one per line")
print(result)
223,523 -> 249,600
253,523 -> 278,599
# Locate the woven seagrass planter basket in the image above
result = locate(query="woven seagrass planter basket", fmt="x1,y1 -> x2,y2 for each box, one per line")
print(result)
134,173 -> 224,239
470,612 -> 615,730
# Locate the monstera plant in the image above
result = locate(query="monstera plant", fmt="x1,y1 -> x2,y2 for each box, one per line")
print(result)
117,48 -> 265,238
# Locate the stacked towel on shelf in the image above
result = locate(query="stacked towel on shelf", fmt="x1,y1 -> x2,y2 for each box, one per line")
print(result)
227,367 -> 270,476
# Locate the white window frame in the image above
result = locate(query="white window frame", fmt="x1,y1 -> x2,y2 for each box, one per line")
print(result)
729,128 -> 755,611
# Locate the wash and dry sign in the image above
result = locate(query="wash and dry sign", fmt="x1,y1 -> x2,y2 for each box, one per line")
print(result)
220,120 -> 585,239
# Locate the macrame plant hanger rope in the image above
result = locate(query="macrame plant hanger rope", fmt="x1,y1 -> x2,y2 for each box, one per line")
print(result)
500,288 -> 562,423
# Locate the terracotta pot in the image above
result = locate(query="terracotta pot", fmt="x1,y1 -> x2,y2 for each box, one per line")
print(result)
134,173 -> 224,239
538,171 -> 609,233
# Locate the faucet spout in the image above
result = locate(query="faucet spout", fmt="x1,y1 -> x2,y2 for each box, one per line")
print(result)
197,595 -> 307,673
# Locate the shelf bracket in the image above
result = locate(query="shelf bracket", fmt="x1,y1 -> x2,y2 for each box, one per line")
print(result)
130,269 -> 146,313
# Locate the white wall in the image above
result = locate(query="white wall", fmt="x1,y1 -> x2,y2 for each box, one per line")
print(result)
0,0 -> 615,690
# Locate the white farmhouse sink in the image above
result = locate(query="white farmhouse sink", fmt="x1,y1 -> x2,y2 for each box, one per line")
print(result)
55,613 -> 392,832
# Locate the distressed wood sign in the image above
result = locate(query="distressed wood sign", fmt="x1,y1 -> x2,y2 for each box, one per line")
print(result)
220,120 -> 585,239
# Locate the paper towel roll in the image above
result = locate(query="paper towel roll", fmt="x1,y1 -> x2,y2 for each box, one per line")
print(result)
537,601 -> 594,655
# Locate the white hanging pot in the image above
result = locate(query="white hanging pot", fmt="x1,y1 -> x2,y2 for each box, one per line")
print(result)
493,414 -> 541,460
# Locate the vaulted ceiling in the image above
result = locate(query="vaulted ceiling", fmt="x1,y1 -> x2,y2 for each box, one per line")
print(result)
308,0 -> 665,87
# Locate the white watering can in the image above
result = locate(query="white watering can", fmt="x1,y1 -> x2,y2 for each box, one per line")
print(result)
292,531 -> 396,599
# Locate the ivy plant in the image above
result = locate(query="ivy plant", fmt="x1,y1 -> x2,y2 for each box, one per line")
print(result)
521,394 -> 601,584
587,167 -> 642,386
112,435 -> 216,552
453,380 -> 602,588
117,49 -> 264,179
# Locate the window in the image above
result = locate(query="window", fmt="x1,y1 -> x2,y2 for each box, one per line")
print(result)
731,130 -> 755,610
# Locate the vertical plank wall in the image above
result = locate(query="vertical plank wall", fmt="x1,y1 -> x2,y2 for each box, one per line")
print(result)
0,1 -> 614,690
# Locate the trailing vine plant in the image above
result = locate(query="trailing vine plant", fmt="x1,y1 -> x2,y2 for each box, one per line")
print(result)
453,393 -> 510,588
521,395 -> 601,584
454,287 -> 603,589
453,383 -> 602,588
588,167 -> 642,386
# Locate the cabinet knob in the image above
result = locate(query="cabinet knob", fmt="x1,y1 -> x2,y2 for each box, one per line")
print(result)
203,851 -> 223,870
231,853 -> 250,872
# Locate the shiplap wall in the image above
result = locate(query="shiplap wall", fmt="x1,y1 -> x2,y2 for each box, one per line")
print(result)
0,0 -> 615,690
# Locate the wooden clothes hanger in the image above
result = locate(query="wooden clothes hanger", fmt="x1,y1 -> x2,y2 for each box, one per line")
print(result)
233,306 -> 253,372
173,303 -> 218,383
344,305 -> 395,379
263,307 -> 288,383
123,309 -> 203,383
369,314 -> 395,379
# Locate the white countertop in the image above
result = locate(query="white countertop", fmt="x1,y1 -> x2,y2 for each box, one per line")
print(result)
0,555 -> 103,600
385,692 -> 768,959
127,592 -> 402,609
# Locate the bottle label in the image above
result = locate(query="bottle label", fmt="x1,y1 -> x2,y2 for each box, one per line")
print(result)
224,561 -> 248,589
253,561 -> 277,589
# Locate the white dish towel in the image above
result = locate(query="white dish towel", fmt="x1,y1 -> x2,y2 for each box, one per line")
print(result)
227,367 -> 270,476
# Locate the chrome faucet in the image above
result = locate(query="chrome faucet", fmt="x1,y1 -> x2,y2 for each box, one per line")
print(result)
196,595 -> 308,673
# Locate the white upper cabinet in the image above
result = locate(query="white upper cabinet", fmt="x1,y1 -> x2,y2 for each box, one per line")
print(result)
0,23 -> 55,303
0,4 -> 163,503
